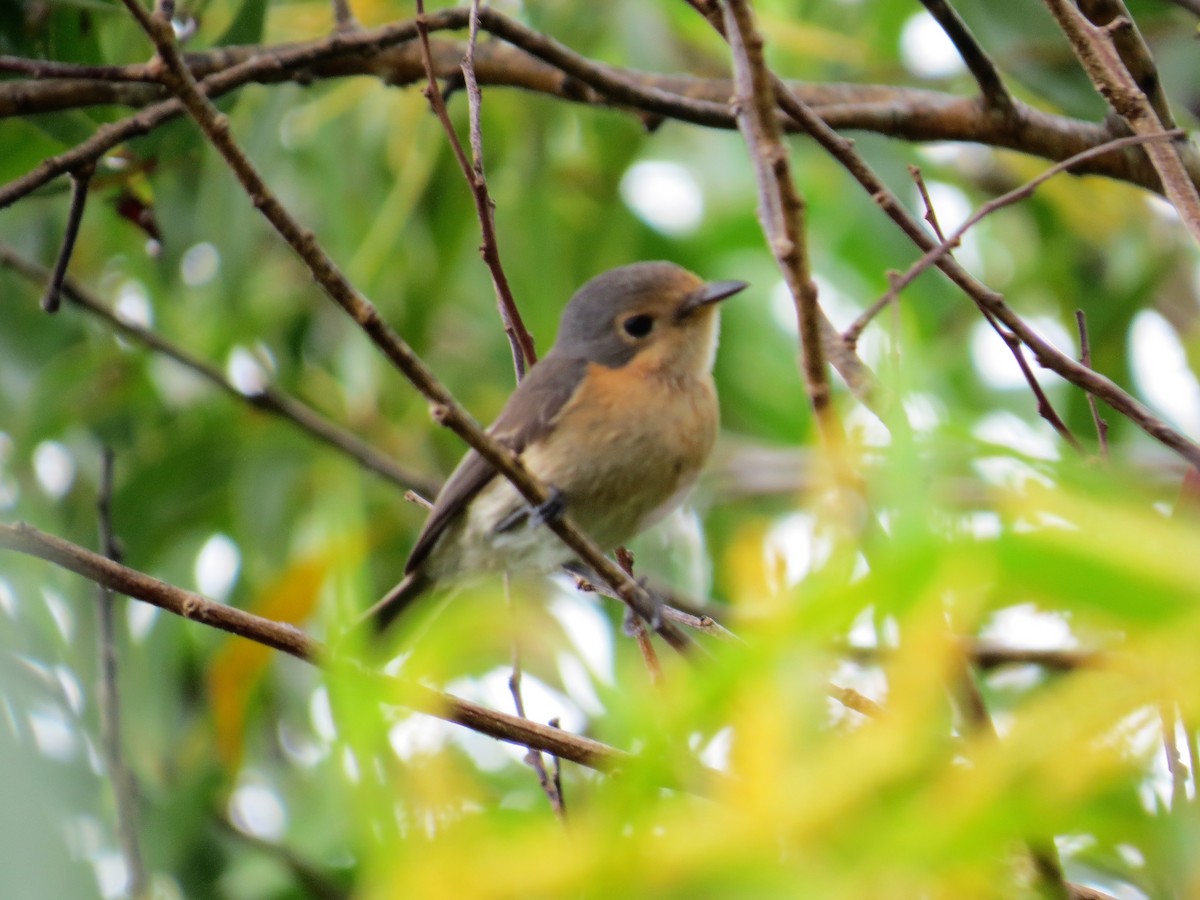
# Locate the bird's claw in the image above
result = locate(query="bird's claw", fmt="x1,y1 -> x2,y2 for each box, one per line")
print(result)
529,487 -> 565,528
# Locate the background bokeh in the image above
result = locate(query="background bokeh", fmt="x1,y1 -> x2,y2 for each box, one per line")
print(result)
3,1 -> 1200,897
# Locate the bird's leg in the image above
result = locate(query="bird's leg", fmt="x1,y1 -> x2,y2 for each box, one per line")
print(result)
528,486 -> 566,528
493,486 -> 566,533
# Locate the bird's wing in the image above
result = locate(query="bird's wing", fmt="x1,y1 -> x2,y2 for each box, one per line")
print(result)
404,353 -> 588,574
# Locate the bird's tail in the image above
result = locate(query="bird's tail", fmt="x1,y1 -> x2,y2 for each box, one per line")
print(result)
359,569 -> 433,636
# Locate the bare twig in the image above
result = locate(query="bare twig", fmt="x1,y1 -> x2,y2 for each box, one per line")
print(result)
1075,309 -> 1110,458
843,130 -> 1185,347
722,0 -> 843,451
415,0 -> 537,379
41,163 -> 93,313
0,521 -> 631,772
505,575 -> 566,821
917,0 -> 1013,110
115,0 -> 693,654
94,451 -> 149,899
616,548 -> 662,684
0,245 -> 441,499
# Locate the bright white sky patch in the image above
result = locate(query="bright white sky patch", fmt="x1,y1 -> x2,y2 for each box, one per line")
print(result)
93,851 -> 130,900
974,410 -> 1059,459
33,441 -> 75,499
226,346 -> 269,396
229,774 -> 288,841
620,160 -> 704,236
180,242 -> 220,287
1129,310 -> 1200,439
548,592 -> 613,684
194,533 -> 240,601
900,12 -> 967,79
766,512 -> 833,588
114,280 -> 152,328
126,602 -> 158,642
980,602 -> 1076,649
29,704 -> 78,762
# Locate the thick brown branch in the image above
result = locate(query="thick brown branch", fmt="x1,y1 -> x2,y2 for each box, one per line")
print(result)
0,12 -> 1191,197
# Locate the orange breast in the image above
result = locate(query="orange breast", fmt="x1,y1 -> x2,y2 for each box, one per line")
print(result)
523,359 -> 719,549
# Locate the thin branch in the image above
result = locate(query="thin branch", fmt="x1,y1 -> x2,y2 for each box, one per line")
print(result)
414,0 -> 536,379
1075,309 -> 1110,458
722,0 -> 842,451
738,22 -> 1200,469
94,450 -> 149,899
0,55 -> 160,81
616,548 -> 662,685
988,310 -> 1084,453
40,163 -> 93,313
505,574 -> 566,821
0,244 -> 441,499
917,0 -> 1013,110
827,683 -> 884,718
843,129 -> 1184,347
115,0 -> 693,654
0,521 -> 632,773
1042,0 -> 1200,243
330,0 -> 358,32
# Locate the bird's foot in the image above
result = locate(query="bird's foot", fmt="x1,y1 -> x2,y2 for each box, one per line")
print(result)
494,486 -> 565,533
529,486 -> 566,528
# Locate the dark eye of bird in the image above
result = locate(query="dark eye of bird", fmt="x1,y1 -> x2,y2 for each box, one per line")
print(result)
623,314 -> 654,338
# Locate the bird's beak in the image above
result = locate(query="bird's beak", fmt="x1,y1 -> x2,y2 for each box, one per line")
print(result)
675,280 -> 749,320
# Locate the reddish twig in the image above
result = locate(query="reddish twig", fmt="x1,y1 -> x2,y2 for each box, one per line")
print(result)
842,130 -> 1184,347
1075,309 -> 1110,459
616,548 -> 662,685
415,0 -> 537,380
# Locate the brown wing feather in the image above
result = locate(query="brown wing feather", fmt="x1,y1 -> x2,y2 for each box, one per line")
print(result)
404,354 -> 588,574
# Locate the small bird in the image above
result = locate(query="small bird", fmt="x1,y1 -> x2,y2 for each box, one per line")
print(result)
364,261 -> 747,633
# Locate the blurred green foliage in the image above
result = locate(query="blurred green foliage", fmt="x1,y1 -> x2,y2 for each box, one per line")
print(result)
3,1 -> 1200,898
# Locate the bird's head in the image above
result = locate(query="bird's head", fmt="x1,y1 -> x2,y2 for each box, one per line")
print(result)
554,261 -> 748,377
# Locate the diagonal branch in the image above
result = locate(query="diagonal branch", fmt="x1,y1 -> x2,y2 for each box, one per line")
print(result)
0,244 -> 442,499
0,521 -> 629,772
722,0 -> 842,449
414,0 -> 536,379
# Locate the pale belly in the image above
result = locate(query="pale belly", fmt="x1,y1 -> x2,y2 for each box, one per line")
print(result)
427,371 -> 718,578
